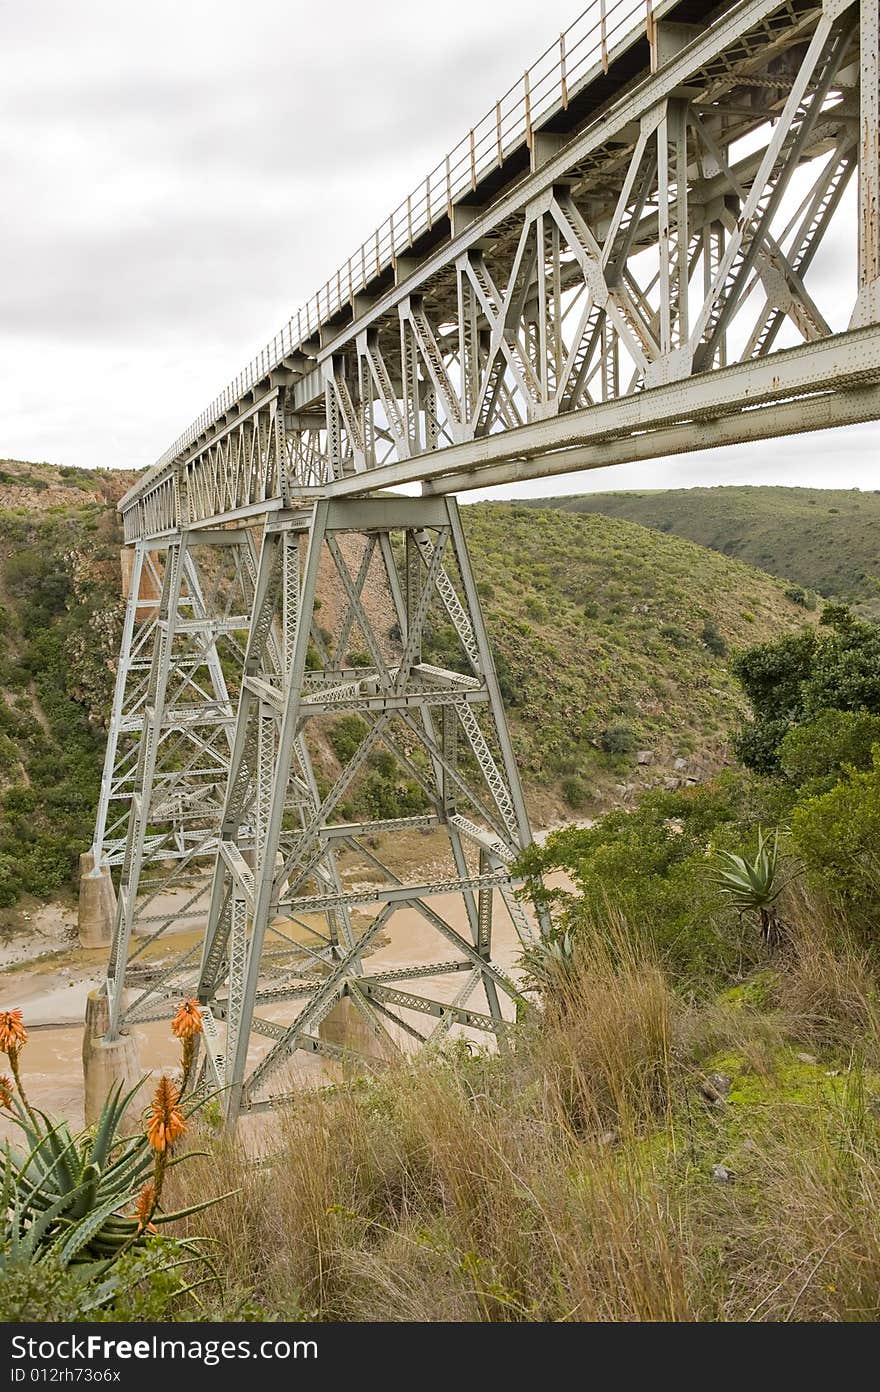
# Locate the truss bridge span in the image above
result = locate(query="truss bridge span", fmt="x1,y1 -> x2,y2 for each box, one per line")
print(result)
82,0 -> 880,1123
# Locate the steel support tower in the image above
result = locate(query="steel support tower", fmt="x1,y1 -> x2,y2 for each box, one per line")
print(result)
87,0 -> 880,1121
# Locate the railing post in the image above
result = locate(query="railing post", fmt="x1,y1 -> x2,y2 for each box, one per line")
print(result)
560,32 -> 568,108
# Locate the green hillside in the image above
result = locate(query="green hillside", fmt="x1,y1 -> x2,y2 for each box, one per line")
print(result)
0,462 -> 816,908
525,486 -> 880,616
461,503 -> 815,822
0,461 -> 130,911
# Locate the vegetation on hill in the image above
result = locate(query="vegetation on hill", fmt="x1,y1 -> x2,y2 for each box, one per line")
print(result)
2,456 -> 879,1321
8,609 -> 880,1320
0,464 -> 819,907
524,604 -> 880,961
527,486 -> 880,617
0,466 -> 127,908
461,504 -> 815,820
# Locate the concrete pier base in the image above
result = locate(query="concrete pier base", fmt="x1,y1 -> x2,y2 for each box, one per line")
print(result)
77,851 -> 116,948
319,993 -> 400,1078
82,989 -> 143,1126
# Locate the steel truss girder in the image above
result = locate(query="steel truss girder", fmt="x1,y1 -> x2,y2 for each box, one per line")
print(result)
120,0 -> 880,537
93,0 -> 880,1126
98,498 -> 542,1122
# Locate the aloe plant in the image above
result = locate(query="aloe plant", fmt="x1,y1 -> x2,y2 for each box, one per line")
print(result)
520,928 -> 577,992
713,828 -> 788,948
1,1079 -> 222,1300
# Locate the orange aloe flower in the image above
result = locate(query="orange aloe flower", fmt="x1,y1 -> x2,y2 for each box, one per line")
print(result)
0,1009 -> 27,1057
0,1074 -> 13,1109
131,1181 -> 158,1234
146,1075 -> 186,1154
171,998 -> 203,1040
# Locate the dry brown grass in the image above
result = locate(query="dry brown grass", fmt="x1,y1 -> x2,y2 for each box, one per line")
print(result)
170,903 -> 880,1322
776,881 -> 880,1057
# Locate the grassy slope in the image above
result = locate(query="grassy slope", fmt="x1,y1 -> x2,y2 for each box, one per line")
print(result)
525,486 -> 880,615
0,461 -> 814,906
462,502 -> 814,821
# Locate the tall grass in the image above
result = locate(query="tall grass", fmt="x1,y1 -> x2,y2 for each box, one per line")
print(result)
170,902 -> 880,1322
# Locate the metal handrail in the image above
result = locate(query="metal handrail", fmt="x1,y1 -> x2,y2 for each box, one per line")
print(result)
149,0 -> 653,476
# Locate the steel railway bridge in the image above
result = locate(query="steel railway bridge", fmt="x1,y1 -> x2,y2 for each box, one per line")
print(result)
82,0 -> 880,1122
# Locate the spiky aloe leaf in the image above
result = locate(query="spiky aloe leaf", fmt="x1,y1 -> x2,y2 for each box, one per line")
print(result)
71,1162 -> 102,1220
0,1140 -> 14,1217
57,1184 -> 145,1266
87,1080 -> 126,1171
152,1189 -> 238,1225
18,1183 -> 83,1257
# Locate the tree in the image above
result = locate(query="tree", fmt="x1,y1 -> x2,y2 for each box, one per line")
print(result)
731,608 -> 880,774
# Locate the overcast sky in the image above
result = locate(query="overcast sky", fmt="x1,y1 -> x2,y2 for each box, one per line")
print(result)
1,0 -> 876,497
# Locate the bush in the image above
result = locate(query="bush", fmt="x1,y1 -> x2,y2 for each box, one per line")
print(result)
779,709 -> 880,790
516,777 -> 774,983
660,624 -> 690,650
785,585 -> 816,610
600,722 -> 637,755
732,609 -> 880,774
790,750 -> 880,911
561,775 -> 590,810
701,619 -> 727,657
328,715 -> 368,764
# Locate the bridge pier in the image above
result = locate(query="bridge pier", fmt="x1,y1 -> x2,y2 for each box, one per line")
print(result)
193,493 -> 540,1122
318,993 -> 401,1077
77,851 -> 116,948
82,989 -> 142,1126
88,493 -> 542,1124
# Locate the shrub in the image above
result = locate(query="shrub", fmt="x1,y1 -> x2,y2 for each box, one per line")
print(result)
790,750 -> 880,911
328,715 -> 368,764
516,778 -> 772,984
561,775 -> 590,810
785,585 -> 816,610
660,624 -> 690,650
732,609 -> 880,774
779,709 -> 880,790
701,619 -> 727,657
599,722 -> 637,755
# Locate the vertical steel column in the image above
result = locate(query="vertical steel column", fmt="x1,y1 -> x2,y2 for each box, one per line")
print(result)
657,99 -> 689,364
852,0 -> 880,325
106,538 -> 188,1039
446,499 -> 532,850
89,542 -> 146,869
219,507 -> 329,1116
